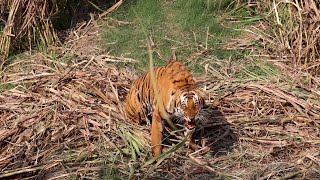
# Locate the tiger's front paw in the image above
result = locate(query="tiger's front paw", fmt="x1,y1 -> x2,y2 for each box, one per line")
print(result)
152,145 -> 162,157
186,140 -> 201,151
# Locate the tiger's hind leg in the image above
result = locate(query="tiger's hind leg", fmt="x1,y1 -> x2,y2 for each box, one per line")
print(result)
151,109 -> 163,157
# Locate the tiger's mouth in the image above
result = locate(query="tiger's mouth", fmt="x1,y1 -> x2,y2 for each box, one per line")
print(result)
184,120 -> 196,130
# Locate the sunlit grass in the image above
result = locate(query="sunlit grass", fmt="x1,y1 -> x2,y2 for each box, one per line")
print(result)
102,0 -> 256,74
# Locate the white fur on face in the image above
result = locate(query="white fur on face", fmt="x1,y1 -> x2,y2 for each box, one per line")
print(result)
175,106 -> 182,114
193,94 -> 199,106
180,95 -> 187,107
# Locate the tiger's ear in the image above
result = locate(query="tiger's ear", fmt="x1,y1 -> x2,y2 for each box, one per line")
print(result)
170,48 -> 177,61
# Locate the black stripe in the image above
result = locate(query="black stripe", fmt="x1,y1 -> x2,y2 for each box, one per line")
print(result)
173,80 -> 182,83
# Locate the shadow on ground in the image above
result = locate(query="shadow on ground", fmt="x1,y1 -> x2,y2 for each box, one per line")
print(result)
194,105 -> 238,156
160,105 -> 237,157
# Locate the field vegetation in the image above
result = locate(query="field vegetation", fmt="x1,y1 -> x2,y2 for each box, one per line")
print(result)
1,0 -> 319,179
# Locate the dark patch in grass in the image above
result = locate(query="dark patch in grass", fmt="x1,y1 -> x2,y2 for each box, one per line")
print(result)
51,0 -> 116,30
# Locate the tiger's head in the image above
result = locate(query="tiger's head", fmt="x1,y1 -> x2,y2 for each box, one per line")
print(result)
172,90 -> 204,132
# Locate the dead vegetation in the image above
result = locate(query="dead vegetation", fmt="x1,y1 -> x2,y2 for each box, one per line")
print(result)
1,20 -> 320,179
0,0 -> 122,69
1,0 -> 320,179
243,0 -> 320,75
0,0 -> 59,65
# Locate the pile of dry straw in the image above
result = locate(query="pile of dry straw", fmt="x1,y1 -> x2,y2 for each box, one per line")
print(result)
1,0 -> 320,179
1,31 -> 319,179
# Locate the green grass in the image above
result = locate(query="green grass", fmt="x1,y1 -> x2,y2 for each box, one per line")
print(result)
99,166 -> 124,180
102,0 -> 257,74
0,83 -> 15,92
235,61 -> 280,81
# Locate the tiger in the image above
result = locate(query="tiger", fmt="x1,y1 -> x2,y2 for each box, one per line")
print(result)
124,52 -> 205,157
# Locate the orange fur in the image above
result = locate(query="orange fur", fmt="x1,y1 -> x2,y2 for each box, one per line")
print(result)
125,57 -> 204,157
